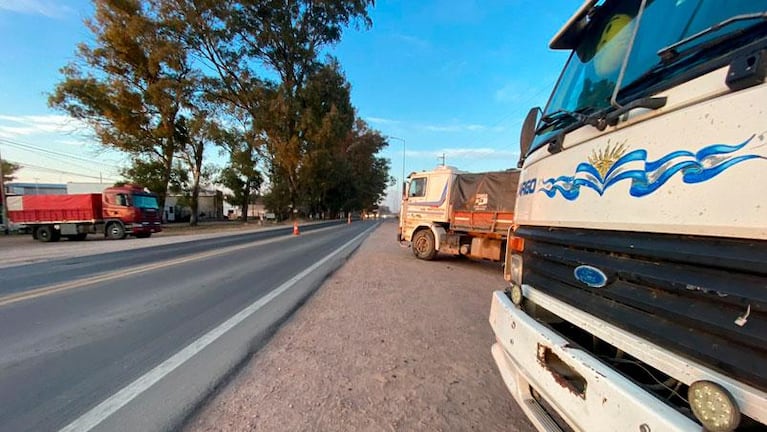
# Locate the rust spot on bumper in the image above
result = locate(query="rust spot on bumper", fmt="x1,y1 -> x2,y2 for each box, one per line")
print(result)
537,343 -> 587,399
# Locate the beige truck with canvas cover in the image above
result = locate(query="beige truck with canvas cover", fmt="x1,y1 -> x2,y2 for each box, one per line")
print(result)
398,165 -> 520,261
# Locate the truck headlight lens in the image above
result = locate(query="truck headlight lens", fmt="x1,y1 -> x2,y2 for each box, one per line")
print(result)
688,380 -> 740,432
510,254 -> 523,286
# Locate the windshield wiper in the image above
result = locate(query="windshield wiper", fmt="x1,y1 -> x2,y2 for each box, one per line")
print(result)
658,12 -> 767,62
536,108 -> 603,135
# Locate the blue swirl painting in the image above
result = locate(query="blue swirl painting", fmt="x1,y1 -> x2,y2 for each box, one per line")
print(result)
538,135 -> 765,200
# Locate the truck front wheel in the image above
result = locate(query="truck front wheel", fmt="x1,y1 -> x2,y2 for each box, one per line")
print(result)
106,223 -> 126,240
412,229 -> 437,260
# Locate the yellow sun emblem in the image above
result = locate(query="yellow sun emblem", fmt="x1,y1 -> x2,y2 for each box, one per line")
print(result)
588,141 -> 628,179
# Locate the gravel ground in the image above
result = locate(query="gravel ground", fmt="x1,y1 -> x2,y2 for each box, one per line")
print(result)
183,221 -> 535,432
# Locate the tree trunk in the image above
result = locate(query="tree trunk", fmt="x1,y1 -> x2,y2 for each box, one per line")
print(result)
240,182 -> 250,223
189,176 -> 200,226
188,139 -> 204,226
158,138 -> 176,222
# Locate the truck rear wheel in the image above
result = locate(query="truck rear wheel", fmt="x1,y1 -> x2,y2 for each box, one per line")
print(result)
36,226 -> 60,243
106,223 -> 126,240
412,229 -> 437,260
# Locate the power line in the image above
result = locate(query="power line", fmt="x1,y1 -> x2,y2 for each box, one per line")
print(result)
9,160 -> 120,182
0,140 -> 121,177
0,137 -> 122,170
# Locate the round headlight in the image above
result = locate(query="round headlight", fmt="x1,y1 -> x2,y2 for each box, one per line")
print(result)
510,284 -> 523,306
688,380 -> 740,432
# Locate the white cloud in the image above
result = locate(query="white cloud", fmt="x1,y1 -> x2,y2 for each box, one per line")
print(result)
422,123 -> 502,133
364,117 -> 508,134
366,116 -> 400,125
0,0 -> 72,18
391,34 -> 431,51
407,147 -> 517,160
0,114 -> 89,138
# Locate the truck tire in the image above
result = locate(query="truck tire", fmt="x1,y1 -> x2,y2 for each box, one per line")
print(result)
37,226 -> 53,242
412,229 -> 437,260
106,223 -> 126,240
36,226 -> 60,243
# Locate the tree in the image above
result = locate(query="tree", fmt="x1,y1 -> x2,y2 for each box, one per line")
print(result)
49,0 -> 195,213
120,158 -> 187,199
1,160 -> 20,183
346,120 -> 395,211
158,0 -> 373,214
293,60 -> 355,217
212,124 -> 263,221
232,0 -> 373,213
175,112 -> 219,226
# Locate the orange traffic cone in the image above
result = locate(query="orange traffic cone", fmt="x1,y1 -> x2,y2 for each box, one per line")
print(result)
293,221 -> 300,235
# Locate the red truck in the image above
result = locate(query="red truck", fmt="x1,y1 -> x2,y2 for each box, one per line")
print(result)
7,185 -> 162,242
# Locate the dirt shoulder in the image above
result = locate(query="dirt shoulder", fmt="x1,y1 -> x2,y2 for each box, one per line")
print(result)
184,221 -> 535,432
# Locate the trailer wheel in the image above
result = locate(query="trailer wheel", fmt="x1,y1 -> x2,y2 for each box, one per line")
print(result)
412,229 -> 437,260
36,226 -> 59,243
106,223 -> 126,240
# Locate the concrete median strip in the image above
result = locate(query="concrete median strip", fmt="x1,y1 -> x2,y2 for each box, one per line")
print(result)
58,223 -> 377,432
0,223 -> 344,308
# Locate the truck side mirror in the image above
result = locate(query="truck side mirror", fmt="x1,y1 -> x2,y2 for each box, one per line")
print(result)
518,107 -> 542,168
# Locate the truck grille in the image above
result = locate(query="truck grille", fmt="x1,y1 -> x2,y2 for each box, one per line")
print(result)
517,226 -> 767,392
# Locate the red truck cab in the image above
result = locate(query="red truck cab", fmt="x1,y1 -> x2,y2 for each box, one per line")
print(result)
102,185 -> 162,239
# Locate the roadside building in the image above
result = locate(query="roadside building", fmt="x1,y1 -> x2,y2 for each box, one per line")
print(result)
164,189 -> 224,222
6,182 -> 66,196
224,199 -> 273,221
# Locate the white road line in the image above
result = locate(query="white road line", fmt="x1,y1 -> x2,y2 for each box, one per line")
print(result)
59,224 -> 376,432
0,222 -> 346,308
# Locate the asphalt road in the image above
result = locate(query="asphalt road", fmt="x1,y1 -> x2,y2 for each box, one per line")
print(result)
0,220 -> 377,432
0,220 -> 344,296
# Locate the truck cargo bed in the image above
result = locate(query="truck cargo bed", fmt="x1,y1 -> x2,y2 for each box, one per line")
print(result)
7,194 -> 103,223
451,210 -> 515,236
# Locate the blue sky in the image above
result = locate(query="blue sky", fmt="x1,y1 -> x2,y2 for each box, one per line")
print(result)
0,0 -> 575,210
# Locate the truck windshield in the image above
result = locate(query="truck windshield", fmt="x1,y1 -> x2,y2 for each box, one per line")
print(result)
132,194 -> 159,210
532,0 -> 767,154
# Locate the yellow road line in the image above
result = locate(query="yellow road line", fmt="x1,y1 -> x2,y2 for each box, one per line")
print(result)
0,223 -> 346,308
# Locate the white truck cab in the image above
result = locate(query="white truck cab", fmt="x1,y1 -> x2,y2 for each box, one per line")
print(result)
490,1 -> 767,431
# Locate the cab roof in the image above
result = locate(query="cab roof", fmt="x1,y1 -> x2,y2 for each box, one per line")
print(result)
549,0 -> 599,50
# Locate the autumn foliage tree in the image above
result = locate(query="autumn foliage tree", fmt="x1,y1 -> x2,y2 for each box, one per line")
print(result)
50,0 -> 390,222
49,0 -> 194,213
1,160 -> 19,184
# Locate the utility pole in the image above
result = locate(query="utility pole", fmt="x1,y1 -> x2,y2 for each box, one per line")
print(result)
0,146 -> 9,235
438,153 -> 446,166
387,136 -> 406,198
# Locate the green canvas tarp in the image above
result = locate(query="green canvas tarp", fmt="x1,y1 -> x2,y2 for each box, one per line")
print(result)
450,170 -> 521,212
